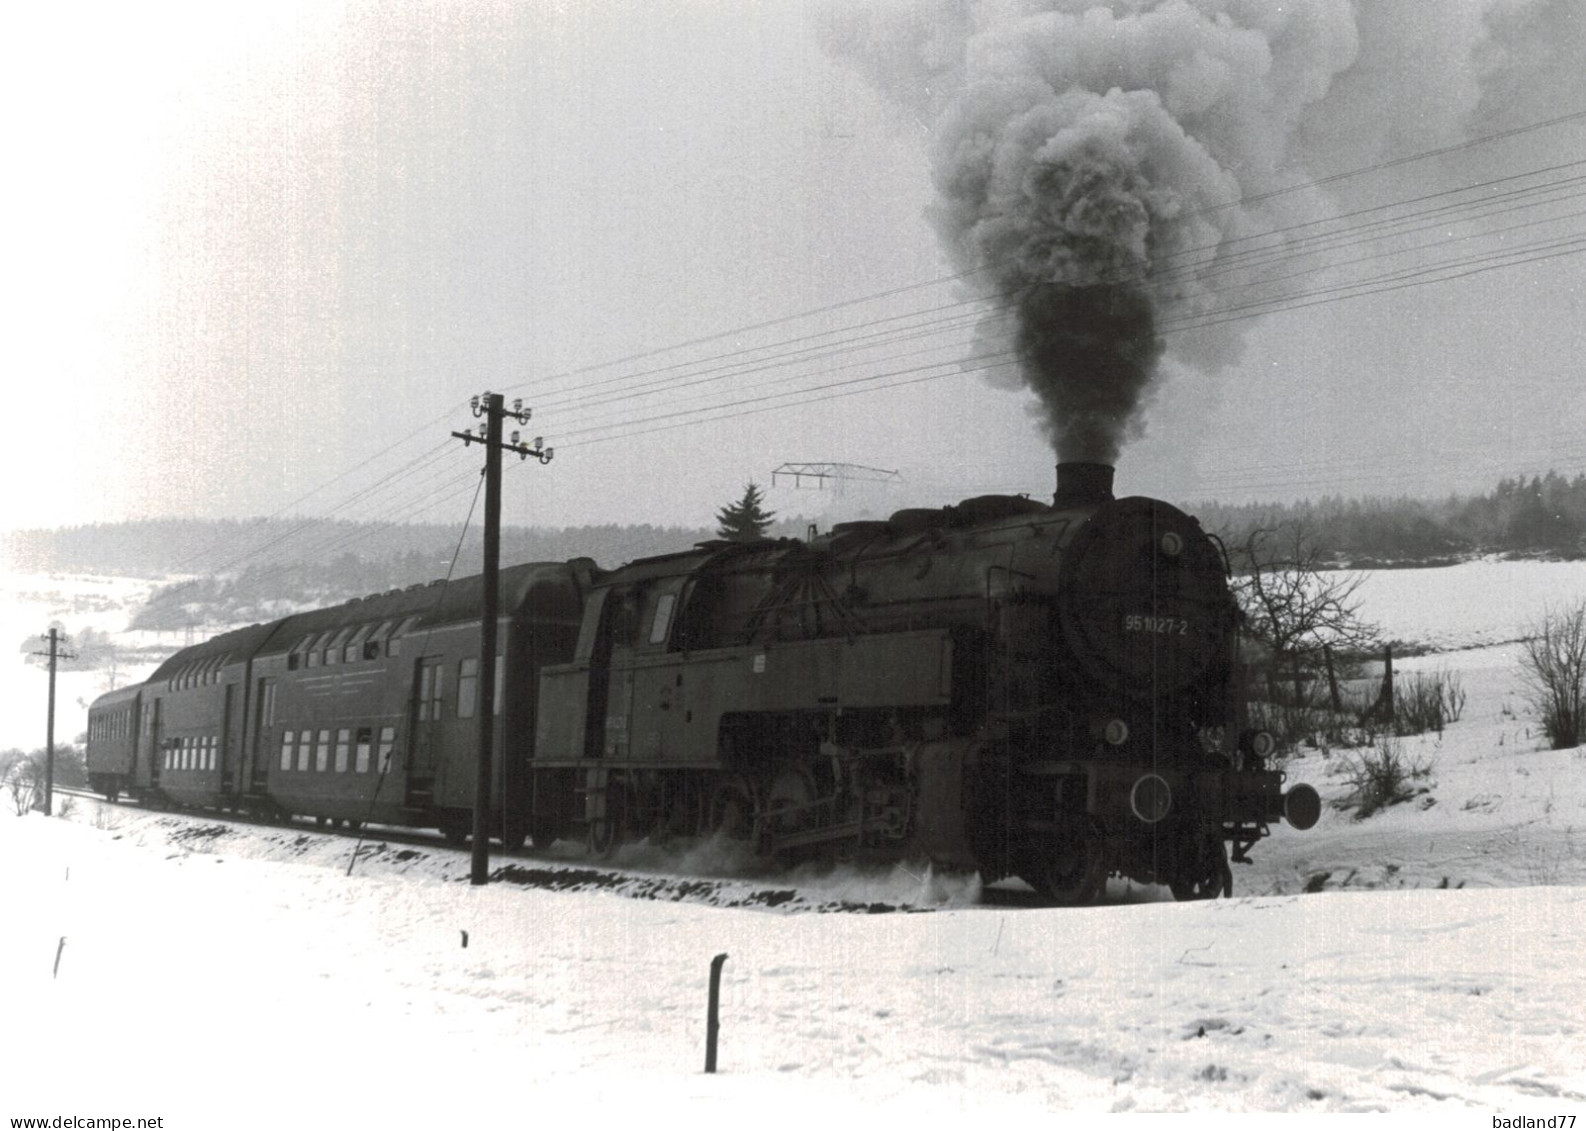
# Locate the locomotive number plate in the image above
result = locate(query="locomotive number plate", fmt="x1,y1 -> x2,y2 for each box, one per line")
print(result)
1123,613 -> 1189,636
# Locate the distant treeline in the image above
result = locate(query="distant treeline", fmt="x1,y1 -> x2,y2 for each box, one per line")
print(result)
3,518 -> 728,579
3,517 -> 803,631
4,473 -> 1581,632
1192,471 -> 1586,566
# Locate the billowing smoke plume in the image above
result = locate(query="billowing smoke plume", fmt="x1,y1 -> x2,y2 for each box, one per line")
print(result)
818,0 -> 1582,464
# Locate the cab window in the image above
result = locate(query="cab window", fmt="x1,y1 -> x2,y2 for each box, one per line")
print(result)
648,593 -> 677,645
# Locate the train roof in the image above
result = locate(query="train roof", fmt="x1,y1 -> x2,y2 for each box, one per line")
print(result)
87,683 -> 142,711
255,559 -> 589,657
148,620 -> 284,683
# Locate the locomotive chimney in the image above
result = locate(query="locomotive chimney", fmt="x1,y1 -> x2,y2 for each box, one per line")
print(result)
1054,462 -> 1116,509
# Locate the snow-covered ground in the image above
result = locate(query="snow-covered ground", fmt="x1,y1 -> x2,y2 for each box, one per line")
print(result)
1357,557 -> 1586,653
4,771 -> 1584,1123
3,561 -> 1585,1121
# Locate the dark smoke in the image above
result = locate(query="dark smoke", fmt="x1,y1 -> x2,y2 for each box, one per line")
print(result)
817,1 -> 1586,465
1016,282 -> 1162,465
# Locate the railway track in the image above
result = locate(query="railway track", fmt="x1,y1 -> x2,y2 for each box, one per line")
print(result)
45,785 -> 1032,913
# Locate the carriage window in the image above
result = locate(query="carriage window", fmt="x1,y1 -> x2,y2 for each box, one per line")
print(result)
355,727 -> 373,774
280,730 -> 295,772
388,616 -> 421,657
289,635 -> 315,671
320,628 -> 349,666
260,680 -> 277,729
649,593 -> 677,645
366,620 -> 395,659
296,732 -> 311,772
315,729 -> 331,772
378,726 -> 395,773
344,625 -> 373,663
335,728 -> 351,773
418,659 -> 444,721
305,632 -> 334,668
457,658 -> 479,720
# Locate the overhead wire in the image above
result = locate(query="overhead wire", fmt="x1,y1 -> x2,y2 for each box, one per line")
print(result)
145,108 -> 1585,586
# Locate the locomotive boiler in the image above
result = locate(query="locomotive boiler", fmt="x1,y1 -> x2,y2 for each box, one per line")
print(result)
87,462 -> 1318,904
526,461 -> 1318,902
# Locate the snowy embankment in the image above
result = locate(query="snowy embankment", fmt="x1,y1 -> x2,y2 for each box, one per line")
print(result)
5,806 -> 1584,1122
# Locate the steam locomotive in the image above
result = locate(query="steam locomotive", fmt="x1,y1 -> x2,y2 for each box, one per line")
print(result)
86,463 -> 1319,904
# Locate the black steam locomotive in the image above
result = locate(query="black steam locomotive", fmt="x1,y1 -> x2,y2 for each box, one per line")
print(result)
86,463 -> 1318,904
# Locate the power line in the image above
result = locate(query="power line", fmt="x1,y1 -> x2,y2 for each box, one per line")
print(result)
122,112 -> 1586,586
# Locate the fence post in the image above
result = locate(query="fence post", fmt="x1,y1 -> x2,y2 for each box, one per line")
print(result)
705,953 -> 728,1073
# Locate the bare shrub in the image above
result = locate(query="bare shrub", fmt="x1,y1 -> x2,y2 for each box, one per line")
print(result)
1341,738 -> 1431,819
2,750 -> 40,816
1393,669 -> 1465,736
1519,601 -> 1586,750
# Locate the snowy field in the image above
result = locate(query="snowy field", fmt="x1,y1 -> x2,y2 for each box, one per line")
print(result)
3,561 -> 1586,1122
1357,557 -> 1586,653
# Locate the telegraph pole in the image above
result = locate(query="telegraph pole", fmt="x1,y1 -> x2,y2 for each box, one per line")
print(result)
451,392 -> 552,885
33,628 -> 75,817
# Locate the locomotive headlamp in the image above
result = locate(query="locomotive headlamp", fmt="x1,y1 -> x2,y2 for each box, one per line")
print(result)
1248,730 -> 1276,759
1103,718 -> 1130,746
1160,531 -> 1184,558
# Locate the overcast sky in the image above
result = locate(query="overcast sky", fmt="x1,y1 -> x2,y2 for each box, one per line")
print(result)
2,0 -> 1582,547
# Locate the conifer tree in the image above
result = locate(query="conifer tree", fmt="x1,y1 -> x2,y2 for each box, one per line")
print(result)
715,482 -> 776,542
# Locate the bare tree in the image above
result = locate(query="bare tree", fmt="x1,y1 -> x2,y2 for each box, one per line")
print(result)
1520,600 -> 1586,750
1227,520 -> 1380,699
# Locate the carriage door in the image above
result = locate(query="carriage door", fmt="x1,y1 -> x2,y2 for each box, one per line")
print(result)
143,697 -> 163,789
251,678 -> 276,792
408,657 -> 446,801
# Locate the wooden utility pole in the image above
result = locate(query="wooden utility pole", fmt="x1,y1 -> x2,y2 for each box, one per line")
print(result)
451,392 -> 552,886
34,628 -> 75,817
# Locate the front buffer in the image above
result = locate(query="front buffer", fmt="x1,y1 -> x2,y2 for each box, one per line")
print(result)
963,753 -> 1321,905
